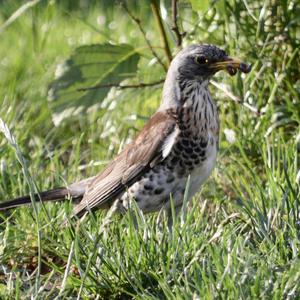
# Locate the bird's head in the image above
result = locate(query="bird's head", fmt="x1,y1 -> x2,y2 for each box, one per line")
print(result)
160,44 -> 251,110
172,44 -> 251,81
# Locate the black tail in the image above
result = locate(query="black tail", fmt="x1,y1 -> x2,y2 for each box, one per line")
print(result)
0,188 -> 74,210
0,177 -> 94,211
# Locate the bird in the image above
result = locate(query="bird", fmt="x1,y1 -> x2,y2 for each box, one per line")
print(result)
0,44 -> 251,223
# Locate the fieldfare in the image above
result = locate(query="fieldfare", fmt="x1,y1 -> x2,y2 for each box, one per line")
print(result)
0,44 -> 251,222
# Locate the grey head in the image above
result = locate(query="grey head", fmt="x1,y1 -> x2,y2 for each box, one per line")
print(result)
160,44 -> 251,110
174,44 -> 228,79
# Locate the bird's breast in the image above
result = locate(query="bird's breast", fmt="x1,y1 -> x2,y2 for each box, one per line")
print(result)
188,133 -> 218,197
164,95 -> 219,195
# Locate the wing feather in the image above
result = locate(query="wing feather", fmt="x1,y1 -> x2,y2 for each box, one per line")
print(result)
72,110 -> 178,217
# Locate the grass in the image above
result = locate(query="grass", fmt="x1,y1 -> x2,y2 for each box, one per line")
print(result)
0,0 -> 300,298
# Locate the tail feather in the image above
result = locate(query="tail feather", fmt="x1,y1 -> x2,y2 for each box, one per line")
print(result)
0,177 -> 94,211
0,188 -> 72,210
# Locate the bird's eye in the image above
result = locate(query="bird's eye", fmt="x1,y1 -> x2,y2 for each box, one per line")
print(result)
195,56 -> 208,65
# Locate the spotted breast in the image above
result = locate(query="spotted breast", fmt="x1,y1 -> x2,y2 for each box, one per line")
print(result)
120,79 -> 219,213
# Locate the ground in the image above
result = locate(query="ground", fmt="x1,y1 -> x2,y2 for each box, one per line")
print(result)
0,1 -> 299,298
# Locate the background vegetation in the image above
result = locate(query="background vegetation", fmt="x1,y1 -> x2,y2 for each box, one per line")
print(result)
0,0 -> 299,298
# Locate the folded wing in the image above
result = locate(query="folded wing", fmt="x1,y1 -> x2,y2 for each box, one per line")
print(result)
72,110 -> 178,217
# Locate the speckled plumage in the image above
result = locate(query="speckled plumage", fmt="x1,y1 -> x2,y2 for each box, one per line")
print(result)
1,44 -> 251,224
120,82 -> 218,214
73,45 -> 222,217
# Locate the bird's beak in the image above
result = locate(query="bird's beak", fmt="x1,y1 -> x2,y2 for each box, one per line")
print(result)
211,57 -> 252,76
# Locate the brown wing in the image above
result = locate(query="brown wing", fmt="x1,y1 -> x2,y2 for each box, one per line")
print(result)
72,110 -> 178,217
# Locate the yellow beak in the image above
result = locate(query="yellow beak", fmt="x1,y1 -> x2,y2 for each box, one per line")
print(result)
211,57 -> 252,75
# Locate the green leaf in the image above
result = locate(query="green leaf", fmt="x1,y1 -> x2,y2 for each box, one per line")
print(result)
189,0 -> 210,12
216,0 -> 226,14
48,43 -> 140,125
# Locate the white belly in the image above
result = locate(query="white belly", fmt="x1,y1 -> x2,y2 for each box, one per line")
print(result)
121,135 -> 218,213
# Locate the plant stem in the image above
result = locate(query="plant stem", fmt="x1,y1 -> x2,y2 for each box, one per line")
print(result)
171,0 -> 183,48
77,79 -> 165,92
122,1 -> 167,72
150,0 -> 172,65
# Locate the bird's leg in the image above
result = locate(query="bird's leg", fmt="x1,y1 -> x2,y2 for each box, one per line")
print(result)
167,204 -> 182,231
99,199 -> 123,234
109,197 -> 142,231
127,198 -> 146,231
155,201 -> 182,232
